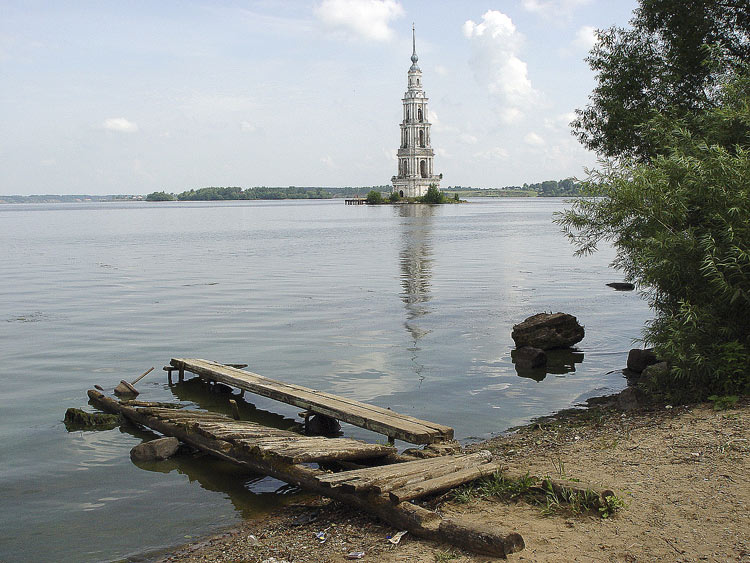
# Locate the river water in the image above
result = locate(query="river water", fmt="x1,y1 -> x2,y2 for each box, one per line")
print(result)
0,199 -> 650,561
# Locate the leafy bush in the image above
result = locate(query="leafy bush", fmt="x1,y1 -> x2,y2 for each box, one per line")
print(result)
421,183 -> 445,204
557,74 -> 750,401
366,190 -> 383,204
389,191 -> 400,202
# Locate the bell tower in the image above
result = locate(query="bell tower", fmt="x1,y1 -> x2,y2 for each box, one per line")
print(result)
391,25 -> 441,198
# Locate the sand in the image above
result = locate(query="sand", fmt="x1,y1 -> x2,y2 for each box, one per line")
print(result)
155,396 -> 749,563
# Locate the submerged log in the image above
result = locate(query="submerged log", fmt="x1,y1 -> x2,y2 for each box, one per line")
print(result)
64,407 -> 120,429
87,389 -> 523,557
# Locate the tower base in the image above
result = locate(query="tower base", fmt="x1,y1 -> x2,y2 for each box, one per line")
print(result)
391,176 -> 441,198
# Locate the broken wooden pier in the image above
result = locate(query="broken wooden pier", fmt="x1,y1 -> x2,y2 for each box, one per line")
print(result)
88,359 -> 526,557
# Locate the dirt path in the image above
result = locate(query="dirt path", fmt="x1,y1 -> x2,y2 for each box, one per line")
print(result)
156,398 -> 749,563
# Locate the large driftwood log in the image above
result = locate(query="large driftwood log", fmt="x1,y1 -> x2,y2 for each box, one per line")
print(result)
87,390 -> 524,557
439,518 -> 525,557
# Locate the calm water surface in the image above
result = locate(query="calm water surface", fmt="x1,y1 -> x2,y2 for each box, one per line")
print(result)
0,199 -> 651,561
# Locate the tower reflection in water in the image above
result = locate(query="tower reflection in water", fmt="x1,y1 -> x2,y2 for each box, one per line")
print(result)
397,204 -> 436,383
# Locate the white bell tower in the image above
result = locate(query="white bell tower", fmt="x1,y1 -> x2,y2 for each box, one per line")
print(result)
391,25 -> 441,198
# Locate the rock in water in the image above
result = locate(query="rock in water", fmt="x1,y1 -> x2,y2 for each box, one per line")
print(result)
306,414 -> 341,436
627,348 -> 658,373
606,282 -> 635,291
130,437 -> 180,462
512,346 -> 548,369
511,313 -> 584,350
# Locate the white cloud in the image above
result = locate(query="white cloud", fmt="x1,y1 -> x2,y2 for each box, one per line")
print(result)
522,0 -> 592,18
499,107 -> 524,124
383,147 -> 397,161
458,133 -> 478,145
463,10 -> 538,121
524,132 -> 545,146
544,112 -> 576,130
102,117 -> 138,133
429,110 -> 459,134
240,120 -> 257,132
573,25 -> 597,50
474,147 -> 509,160
315,0 -> 404,41
434,64 -> 448,77
321,155 -> 336,168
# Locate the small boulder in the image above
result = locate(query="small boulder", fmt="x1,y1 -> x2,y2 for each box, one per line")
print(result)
640,361 -> 669,385
513,346 -> 548,369
511,312 -> 584,350
130,437 -> 180,462
627,348 -> 658,373
306,414 -> 341,436
606,282 -> 635,291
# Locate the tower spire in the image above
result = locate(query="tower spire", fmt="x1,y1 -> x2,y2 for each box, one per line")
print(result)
411,23 -> 418,64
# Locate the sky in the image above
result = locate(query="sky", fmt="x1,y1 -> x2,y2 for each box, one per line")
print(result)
0,0 -> 640,195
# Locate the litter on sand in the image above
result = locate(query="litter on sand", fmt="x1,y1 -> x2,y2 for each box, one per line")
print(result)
387,530 -> 408,545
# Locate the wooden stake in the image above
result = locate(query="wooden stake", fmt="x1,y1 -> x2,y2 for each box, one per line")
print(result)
131,367 -> 154,386
229,399 -> 240,420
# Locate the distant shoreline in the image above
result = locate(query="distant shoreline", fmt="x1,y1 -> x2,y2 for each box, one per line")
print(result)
0,191 -> 581,204
0,179 -> 584,203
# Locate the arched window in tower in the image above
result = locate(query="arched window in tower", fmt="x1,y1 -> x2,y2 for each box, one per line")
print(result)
419,130 -> 424,147
417,108 -> 423,122
420,160 -> 427,178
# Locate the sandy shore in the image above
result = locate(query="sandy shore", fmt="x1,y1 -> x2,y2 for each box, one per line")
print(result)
154,395 -> 749,563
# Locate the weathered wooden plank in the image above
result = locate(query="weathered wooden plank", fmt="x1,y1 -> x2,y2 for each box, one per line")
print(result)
131,403 -> 395,464
171,358 -> 453,444
239,437 -> 394,463
316,451 -> 492,491
389,461 -> 504,503
88,389 -> 524,558
174,359 -> 439,438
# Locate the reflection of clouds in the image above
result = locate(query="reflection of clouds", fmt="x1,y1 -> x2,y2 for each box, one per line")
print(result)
329,351 -> 405,403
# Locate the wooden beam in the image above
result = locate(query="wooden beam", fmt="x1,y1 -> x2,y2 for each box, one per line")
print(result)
170,358 -> 453,444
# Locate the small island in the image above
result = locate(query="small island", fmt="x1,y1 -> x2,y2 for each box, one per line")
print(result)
364,184 -> 462,204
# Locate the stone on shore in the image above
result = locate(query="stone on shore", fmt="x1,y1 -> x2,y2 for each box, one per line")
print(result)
513,346 -> 548,369
639,361 -> 669,386
130,437 -> 180,462
627,348 -> 659,373
511,313 -> 584,350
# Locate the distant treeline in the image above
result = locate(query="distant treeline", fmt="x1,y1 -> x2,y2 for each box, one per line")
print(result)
147,180 -> 581,202
444,178 -> 582,197
146,186 -> 393,201
148,186 -> 332,201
